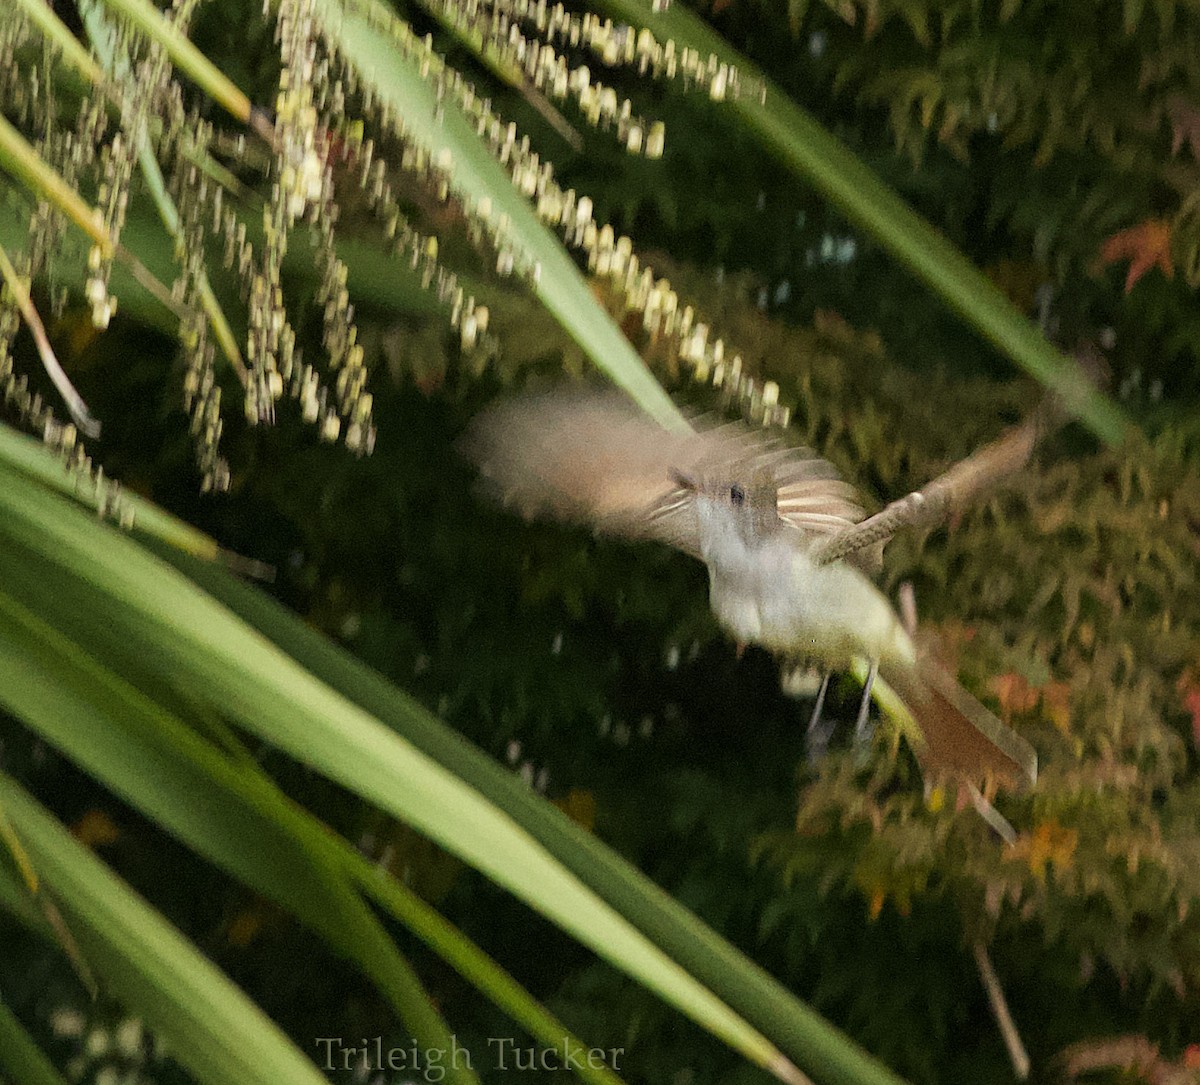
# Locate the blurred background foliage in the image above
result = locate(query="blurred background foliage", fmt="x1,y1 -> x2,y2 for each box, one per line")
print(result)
3,0 -> 1200,1082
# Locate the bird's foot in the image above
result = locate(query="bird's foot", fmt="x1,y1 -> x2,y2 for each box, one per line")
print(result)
804,673 -> 836,764
853,661 -> 878,743
807,672 -> 831,734
842,662 -> 880,770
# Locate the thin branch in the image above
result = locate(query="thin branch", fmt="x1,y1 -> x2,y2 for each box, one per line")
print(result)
973,941 -> 1030,1080
0,246 -> 101,438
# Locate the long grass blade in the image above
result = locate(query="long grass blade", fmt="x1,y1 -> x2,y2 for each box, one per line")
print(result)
0,458 -> 806,1083
0,775 -> 335,1085
319,0 -> 688,432
596,0 -> 1123,441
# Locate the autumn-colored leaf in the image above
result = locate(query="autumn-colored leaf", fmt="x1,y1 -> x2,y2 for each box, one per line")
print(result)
1041,681 -> 1072,734
1009,819 -> 1078,881
854,860 -> 922,920
864,883 -> 913,919
1176,663 -> 1200,737
1059,1035 -> 1161,1081
989,671 -> 1039,720
551,786 -> 597,831
1062,1033 -> 1200,1084
1184,688 -> 1200,748
862,0 -> 881,38
226,904 -> 269,947
1097,218 -> 1175,292
1176,667 -> 1200,748
984,257 -> 1049,313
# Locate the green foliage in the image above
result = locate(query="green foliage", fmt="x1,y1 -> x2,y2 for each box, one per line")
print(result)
786,0 -> 1200,262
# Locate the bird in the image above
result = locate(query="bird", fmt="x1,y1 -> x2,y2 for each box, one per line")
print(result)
460,384 -> 1055,787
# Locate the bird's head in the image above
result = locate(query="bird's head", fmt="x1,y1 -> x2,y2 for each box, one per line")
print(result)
669,466 -> 781,553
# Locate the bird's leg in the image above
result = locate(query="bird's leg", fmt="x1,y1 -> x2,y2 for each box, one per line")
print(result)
854,660 -> 878,741
804,672 -> 838,766
806,672 -> 831,736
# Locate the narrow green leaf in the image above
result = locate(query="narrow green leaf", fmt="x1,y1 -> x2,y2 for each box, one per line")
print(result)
0,112 -> 111,255
320,0 -> 689,433
0,855 -> 50,937
14,0 -> 106,83
0,993 -> 72,1085
0,460 -> 801,1082
0,423 -> 222,561
0,577 -> 477,1085
595,0 -> 1123,442
0,775 -> 333,1085
97,0 -> 253,122
81,0 -> 248,381
350,858 -> 629,1085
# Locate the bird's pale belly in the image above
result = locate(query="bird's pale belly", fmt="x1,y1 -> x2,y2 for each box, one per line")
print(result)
706,550 -> 913,669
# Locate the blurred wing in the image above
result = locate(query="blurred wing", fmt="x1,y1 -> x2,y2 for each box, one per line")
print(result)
772,461 -> 879,571
460,387 -> 867,562
460,388 -> 708,556
812,395 -> 1065,568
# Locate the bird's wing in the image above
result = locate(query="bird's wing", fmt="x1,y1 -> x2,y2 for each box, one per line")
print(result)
810,395 -> 1064,568
772,462 -> 879,569
460,387 -> 865,561
460,387 -> 709,557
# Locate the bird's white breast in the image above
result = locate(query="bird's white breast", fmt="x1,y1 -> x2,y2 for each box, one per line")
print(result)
705,537 -> 913,668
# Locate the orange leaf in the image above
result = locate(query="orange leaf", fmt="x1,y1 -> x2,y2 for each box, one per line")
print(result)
1185,688 -> 1200,749
989,671 -> 1039,720
1010,819 -> 1078,881
1176,667 -> 1200,748
1041,681 -> 1072,734
551,787 -> 597,832
1012,820 -> 1080,883
227,906 -> 266,947
1097,219 -> 1175,293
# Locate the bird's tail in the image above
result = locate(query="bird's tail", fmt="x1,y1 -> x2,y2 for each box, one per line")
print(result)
881,654 -> 1037,787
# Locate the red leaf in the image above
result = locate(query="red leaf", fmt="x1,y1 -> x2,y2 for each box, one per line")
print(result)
1098,219 -> 1175,293
1181,686 -> 1200,748
989,671 -> 1039,720
1176,667 -> 1200,748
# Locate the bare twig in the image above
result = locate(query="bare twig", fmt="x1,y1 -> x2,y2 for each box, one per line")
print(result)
0,245 -> 101,437
973,941 -> 1030,1080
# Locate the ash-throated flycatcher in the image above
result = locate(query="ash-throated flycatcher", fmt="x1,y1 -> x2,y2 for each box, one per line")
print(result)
462,387 -> 1054,785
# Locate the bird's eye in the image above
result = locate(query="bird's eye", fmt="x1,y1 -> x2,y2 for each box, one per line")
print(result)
729,484 -> 746,506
